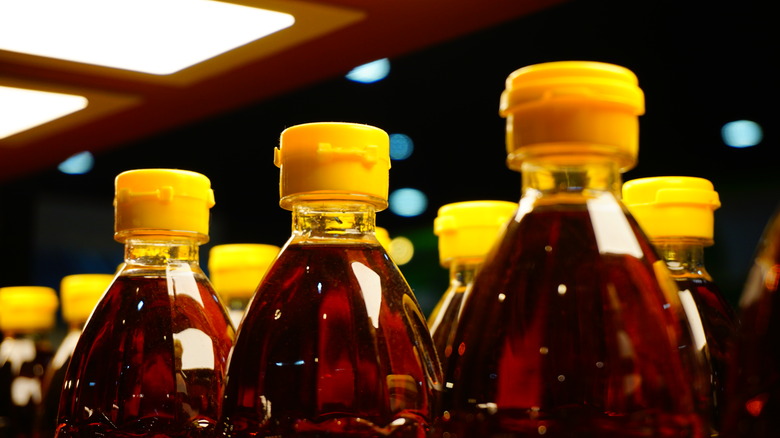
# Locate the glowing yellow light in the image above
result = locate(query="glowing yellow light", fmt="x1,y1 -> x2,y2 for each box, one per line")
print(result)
0,86 -> 88,139
389,236 -> 414,265
0,0 -> 295,75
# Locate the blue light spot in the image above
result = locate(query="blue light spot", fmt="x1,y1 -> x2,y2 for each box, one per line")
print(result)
88,382 -> 96,387
389,188 -> 428,217
345,59 -> 390,83
137,301 -> 144,311
722,120 -> 763,148
389,133 -> 414,160
58,151 -> 95,174
294,360 -> 305,365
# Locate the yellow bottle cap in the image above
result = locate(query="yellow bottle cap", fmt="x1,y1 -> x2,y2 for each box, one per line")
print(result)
60,274 -> 114,325
434,200 -> 518,267
274,122 -> 391,210
499,61 -> 645,172
114,168 -> 215,242
622,176 -> 721,245
0,286 -> 59,333
376,227 -> 392,250
208,244 -> 280,300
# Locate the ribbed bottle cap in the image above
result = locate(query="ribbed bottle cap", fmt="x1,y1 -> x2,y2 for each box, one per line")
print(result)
274,122 -> 390,210
209,244 -> 280,299
114,169 -> 215,242
623,176 -> 720,244
434,200 -> 517,267
60,274 -> 114,325
0,286 -> 58,332
499,61 -> 645,171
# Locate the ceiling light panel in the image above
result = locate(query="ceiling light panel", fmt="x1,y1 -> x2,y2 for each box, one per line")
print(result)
0,0 -> 295,75
0,86 -> 88,140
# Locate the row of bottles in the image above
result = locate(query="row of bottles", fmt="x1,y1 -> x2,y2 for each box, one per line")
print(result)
0,60 -> 776,438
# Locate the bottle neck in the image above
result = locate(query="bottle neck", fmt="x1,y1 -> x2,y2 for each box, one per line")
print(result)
124,234 -> 202,266
448,259 -> 482,290
652,239 -> 710,279
520,157 -> 623,198
291,201 -> 378,243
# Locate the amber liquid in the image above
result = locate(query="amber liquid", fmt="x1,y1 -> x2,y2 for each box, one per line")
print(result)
721,213 -> 780,438
55,271 -> 234,437
430,289 -> 467,369
672,277 -> 737,429
439,205 -> 708,438
39,329 -> 81,437
0,336 -> 53,438
220,243 -> 441,438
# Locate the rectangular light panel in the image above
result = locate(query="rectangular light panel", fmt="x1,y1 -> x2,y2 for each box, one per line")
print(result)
0,0 -> 295,75
0,86 -> 88,140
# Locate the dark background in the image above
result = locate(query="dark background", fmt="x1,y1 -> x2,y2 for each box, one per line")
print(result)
1,0 -> 776,317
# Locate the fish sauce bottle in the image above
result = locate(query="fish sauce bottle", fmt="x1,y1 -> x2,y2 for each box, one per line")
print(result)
623,176 -> 738,434
55,169 -> 235,437
39,274 -> 114,437
219,122 -> 443,437
438,61 -> 711,438
428,200 -> 517,365
720,208 -> 780,437
208,243 -> 280,328
0,286 -> 58,438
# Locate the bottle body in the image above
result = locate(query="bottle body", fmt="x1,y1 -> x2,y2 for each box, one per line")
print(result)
0,332 -> 54,438
55,238 -> 235,437
428,262 -> 478,367
39,326 -> 82,437
439,162 -> 710,437
721,210 -> 780,437
220,202 -> 441,437
655,242 -> 738,431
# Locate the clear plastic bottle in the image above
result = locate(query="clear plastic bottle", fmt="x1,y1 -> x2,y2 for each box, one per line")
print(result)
720,208 -> 780,438
438,61 -> 711,438
219,122 -> 442,437
428,200 -> 517,365
0,286 -> 58,438
208,243 -> 280,327
39,274 -> 114,437
55,169 -> 235,437
623,176 -> 738,433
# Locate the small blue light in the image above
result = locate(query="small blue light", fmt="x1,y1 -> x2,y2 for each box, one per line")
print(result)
389,133 -> 414,160
722,120 -> 763,148
137,301 -> 144,311
58,151 -> 95,174
345,59 -> 390,84
389,188 -> 428,217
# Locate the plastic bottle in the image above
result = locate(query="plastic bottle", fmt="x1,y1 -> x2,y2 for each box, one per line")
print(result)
720,208 -> 780,437
438,61 -> 711,437
623,176 -> 738,432
55,169 -> 235,437
38,274 -> 114,437
428,200 -> 517,365
0,286 -> 58,438
219,122 -> 442,437
208,243 -> 280,327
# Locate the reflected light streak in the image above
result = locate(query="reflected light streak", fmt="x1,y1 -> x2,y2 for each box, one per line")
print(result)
351,262 -> 382,329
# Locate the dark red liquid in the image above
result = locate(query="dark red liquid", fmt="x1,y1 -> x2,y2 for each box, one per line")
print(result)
40,330 -> 81,437
672,277 -> 737,429
721,214 -> 780,438
439,204 -> 710,438
220,243 -> 442,437
0,336 -> 53,438
55,271 -> 235,437
430,290 -> 467,370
